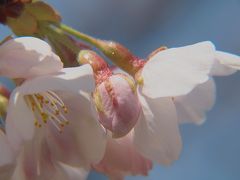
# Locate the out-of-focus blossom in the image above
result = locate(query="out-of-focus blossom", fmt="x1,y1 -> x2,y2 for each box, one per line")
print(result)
78,50 -> 141,138
0,37 -> 106,179
93,132 -> 153,180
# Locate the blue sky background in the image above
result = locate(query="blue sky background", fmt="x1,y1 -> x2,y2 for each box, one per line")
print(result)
1,0 -> 240,179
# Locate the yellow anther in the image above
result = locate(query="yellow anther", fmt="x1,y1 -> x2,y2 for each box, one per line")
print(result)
55,110 -> 60,115
41,112 -> 49,120
34,120 -> 38,127
25,91 -> 70,133
37,95 -> 43,100
136,76 -> 144,86
63,108 -> 68,113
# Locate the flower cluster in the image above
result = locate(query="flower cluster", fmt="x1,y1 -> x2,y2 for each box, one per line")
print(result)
0,1 -> 240,180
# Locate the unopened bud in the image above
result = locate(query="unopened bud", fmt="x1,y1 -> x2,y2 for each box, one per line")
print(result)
78,50 -> 112,84
78,50 -> 107,71
96,40 -> 145,76
93,74 -> 141,138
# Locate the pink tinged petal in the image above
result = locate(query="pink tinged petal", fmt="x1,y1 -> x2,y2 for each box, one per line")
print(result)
11,135 -> 67,180
93,134 -> 152,179
46,92 -> 107,168
133,89 -> 182,165
141,41 -> 215,98
0,37 -> 63,79
17,64 -> 95,95
174,79 -> 216,125
0,130 -> 15,166
11,144 -> 38,180
36,139 -> 88,180
5,89 -> 35,150
96,75 -> 141,138
211,51 -> 240,76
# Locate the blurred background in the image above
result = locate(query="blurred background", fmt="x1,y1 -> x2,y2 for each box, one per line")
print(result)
1,0 -> 240,179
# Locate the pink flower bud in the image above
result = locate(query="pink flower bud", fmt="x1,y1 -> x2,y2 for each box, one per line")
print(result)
96,40 -> 145,76
93,74 -> 141,138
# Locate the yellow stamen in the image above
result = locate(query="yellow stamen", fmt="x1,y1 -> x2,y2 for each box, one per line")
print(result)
24,91 -> 69,133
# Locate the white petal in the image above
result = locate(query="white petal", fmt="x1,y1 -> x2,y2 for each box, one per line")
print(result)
17,64 -> 95,95
56,162 -> 89,180
133,88 -> 182,165
210,57 -> 236,76
5,89 -> 35,150
174,79 -> 216,125
0,130 -> 15,166
213,51 -> 240,75
46,92 -> 107,168
142,41 -> 215,98
0,37 -> 63,79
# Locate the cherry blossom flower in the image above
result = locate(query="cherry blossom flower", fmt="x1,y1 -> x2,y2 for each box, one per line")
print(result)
133,42 -> 240,164
99,41 -> 217,165
0,37 -> 106,179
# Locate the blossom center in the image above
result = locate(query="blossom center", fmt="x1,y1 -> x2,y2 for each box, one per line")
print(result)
24,91 -> 69,133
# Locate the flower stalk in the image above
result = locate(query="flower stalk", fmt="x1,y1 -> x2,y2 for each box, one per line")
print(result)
59,23 -> 145,76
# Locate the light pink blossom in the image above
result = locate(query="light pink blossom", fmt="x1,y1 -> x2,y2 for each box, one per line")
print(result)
111,42 -> 240,166
0,37 -> 107,179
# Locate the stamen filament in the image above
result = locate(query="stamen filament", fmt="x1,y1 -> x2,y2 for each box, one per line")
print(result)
24,91 -> 69,133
